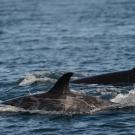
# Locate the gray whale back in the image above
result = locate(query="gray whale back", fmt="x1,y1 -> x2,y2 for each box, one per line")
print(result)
2,73 -> 113,114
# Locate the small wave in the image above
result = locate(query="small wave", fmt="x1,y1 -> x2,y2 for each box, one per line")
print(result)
111,89 -> 135,106
19,73 -> 56,86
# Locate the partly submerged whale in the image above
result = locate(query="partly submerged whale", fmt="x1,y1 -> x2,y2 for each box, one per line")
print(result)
72,68 -> 135,86
2,73 -> 115,114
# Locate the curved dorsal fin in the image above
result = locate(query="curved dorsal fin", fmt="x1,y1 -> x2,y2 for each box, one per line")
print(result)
48,72 -> 73,95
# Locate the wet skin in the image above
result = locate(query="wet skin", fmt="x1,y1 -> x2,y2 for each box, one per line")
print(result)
2,73 -> 114,114
72,68 -> 135,85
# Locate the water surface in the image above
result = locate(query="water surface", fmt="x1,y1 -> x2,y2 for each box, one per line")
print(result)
0,0 -> 135,134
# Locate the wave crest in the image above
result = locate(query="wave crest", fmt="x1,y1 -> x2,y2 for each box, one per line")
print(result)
111,89 -> 135,106
19,73 -> 56,86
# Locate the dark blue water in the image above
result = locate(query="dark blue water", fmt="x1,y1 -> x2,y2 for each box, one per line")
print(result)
0,0 -> 135,134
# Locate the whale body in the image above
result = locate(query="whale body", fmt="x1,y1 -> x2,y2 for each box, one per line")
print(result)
72,68 -> 135,85
2,73 -> 115,114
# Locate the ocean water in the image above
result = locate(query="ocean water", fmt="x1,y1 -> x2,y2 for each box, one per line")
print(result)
0,0 -> 135,134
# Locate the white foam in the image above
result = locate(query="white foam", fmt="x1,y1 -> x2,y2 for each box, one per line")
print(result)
19,73 -> 56,86
111,89 -> 135,106
96,87 -> 121,97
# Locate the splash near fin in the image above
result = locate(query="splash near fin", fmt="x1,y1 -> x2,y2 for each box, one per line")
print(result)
48,72 -> 73,95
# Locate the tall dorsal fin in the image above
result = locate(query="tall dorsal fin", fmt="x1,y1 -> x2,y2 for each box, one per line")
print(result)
48,72 -> 73,95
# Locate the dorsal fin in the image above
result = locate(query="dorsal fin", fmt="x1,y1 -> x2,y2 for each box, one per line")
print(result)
48,72 -> 73,95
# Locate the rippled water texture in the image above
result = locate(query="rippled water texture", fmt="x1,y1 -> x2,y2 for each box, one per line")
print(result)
0,0 -> 135,134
